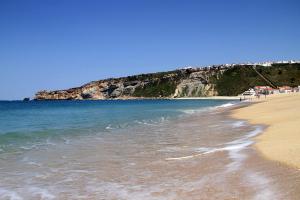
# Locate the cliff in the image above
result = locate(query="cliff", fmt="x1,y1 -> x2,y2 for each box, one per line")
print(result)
35,62 -> 300,100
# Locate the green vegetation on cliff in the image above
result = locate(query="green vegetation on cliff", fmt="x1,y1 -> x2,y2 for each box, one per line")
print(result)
35,62 -> 300,100
131,70 -> 187,97
133,79 -> 178,97
132,63 -> 300,97
261,63 -> 300,87
213,63 -> 300,96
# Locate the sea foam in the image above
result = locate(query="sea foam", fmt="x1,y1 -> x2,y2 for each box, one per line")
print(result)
166,126 -> 263,167
0,188 -> 23,200
216,102 -> 235,108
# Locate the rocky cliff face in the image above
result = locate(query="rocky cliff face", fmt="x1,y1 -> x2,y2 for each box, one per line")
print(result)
35,62 -> 300,100
34,68 -> 222,100
174,70 -> 219,97
35,80 -> 143,100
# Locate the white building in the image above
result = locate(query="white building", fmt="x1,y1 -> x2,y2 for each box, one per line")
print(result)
241,88 -> 256,96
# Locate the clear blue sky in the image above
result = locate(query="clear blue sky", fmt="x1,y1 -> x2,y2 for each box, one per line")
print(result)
0,0 -> 299,100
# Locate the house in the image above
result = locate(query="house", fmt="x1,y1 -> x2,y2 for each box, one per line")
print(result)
254,86 -> 274,95
279,86 -> 292,93
292,86 -> 300,93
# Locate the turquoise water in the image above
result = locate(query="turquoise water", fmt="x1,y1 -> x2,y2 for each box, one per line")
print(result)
2,99 -> 294,199
0,99 -> 234,152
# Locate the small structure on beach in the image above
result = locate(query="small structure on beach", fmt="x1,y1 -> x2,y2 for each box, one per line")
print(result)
254,86 -> 274,95
295,86 -> 300,92
279,86 -> 292,93
241,88 -> 256,97
242,85 -> 300,98
271,89 -> 280,94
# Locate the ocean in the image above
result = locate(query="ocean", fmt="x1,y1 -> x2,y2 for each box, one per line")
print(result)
0,100 -> 298,199
0,100 -> 234,154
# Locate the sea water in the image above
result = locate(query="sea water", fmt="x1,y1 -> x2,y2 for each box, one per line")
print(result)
0,100 -> 298,199
0,100 -> 233,154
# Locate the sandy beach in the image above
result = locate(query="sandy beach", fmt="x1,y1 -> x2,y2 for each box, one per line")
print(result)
232,93 -> 300,169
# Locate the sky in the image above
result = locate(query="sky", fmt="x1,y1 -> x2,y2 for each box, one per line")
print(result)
0,0 -> 299,100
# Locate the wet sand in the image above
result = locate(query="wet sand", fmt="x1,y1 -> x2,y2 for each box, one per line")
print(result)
232,93 -> 300,169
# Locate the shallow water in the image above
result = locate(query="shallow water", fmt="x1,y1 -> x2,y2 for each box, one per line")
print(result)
0,100 -> 299,199
0,100 -> 232,152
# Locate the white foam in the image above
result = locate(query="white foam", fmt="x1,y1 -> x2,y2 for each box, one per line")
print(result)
245,126 -> 263,138
21,157 -> 42,167
46,139 -> 56,146
216,103 -> 235,108
226,146 -> 248,172
194,147 -> 214,153
223,141 -> 253,151
166,126 -> 263,166
67,169 -> 91,174
225,126 -> 263,172
105,124 -> 114,130
136,120 -> 157,126
180,109 -> 198,114
157,146 -> 182,152
179,108 -> 209,115
85,181 -> 174,200
162,130 -> 277,199
246,172 -> 277,200
165,154 -> 201,161
29,187 -> 55,200
19,146 -> 34,150
133,117 -> 168,127
0,188 -> 23,200
231,120 -> 246,128
199,141 -> 253,156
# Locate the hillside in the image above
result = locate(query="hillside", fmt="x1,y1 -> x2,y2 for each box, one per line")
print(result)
213,63 -> 300,96
34,62 -> 300,100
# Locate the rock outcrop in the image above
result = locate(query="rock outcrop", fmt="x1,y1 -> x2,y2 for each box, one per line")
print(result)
34,62 -> 300,100
35,68 -> 221,100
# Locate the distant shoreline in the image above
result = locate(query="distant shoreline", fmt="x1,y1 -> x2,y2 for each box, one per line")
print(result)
174,96 -> 240,100
18,96 -> 241,101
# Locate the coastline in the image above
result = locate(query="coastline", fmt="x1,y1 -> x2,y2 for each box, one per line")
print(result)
231,93 -> 300,169
174,96 -> 240,100
1,99 -> 300,198
31,96 -> 241,101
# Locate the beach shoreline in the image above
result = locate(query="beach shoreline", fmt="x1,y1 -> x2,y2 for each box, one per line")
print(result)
30,95 -> 241,101
174,96 -> 241,100
1,99 -> 300,199
231,93 -> 300,169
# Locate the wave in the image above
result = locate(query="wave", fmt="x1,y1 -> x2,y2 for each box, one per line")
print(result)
28,187 -> 55,200
231,120 -> 246,128
0,188 -> 23,200
178,108 -> 209,114
216,102 -> 235,108
105,117 -> 170,131
0,100 -> 239,156
165,154 -> 201,161
178,101 -> 238,116
166,126 -> 263,166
